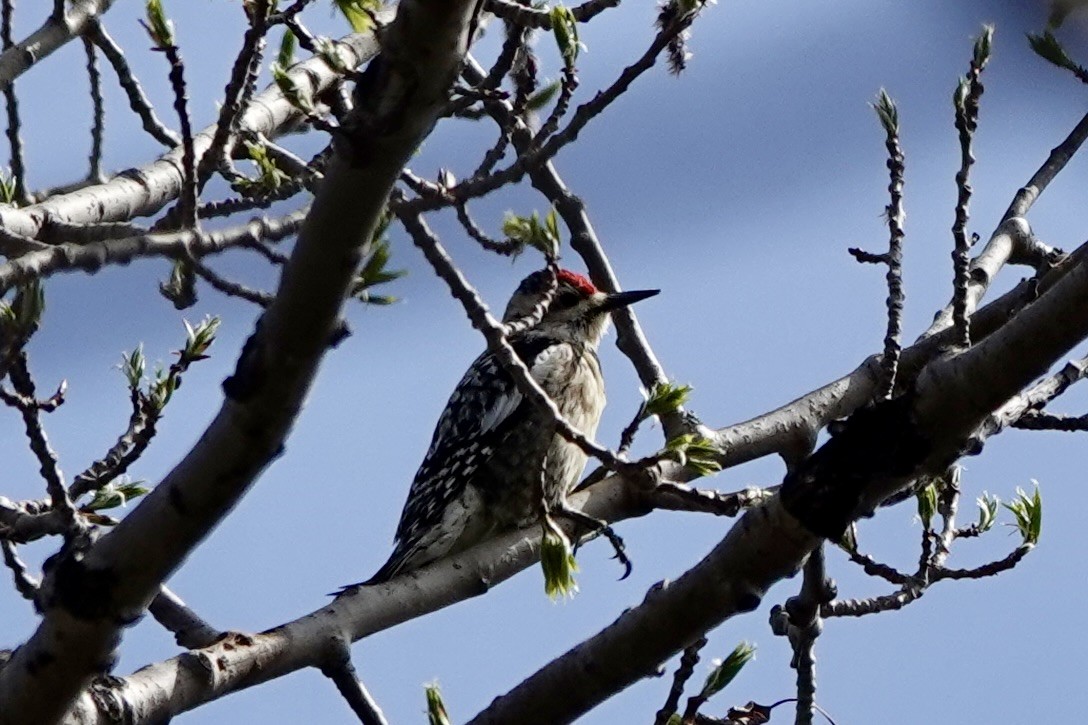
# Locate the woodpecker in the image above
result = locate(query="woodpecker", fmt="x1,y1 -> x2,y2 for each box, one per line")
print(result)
355,268 -> 658,585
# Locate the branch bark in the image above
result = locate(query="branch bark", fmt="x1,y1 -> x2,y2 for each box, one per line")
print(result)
0,2 -> 479,722
468,230 -> 1088,725
0,18 -> 390,240
0,0 -> 117,88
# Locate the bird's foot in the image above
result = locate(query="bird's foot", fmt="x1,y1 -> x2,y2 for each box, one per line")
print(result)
552,505 -> 633,580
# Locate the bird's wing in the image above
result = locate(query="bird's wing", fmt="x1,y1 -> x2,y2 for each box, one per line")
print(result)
385,337 -> 560,563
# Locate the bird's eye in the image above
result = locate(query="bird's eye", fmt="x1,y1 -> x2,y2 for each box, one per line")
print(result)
551,290 -> 580,311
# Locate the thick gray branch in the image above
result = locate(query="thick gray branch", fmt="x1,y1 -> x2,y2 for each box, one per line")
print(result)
0,22 -> 388,239
0,0 -> 116,88
56,478 -> 643,723
0,2 -> 479,722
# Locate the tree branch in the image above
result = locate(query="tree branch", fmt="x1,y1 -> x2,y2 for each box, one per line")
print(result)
0,20 -> 390,240
0,0 -> 117,89
0,2 -> 480,721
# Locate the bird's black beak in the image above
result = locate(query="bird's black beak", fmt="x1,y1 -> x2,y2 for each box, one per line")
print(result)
599,288 -> 659,313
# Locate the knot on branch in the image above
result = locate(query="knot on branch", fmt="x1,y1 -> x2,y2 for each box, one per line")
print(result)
780,393 -> 931,539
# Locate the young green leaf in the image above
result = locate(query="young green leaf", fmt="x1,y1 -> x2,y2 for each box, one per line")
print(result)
182,316 -> 221,363
916,480 -> 938,526
1003,483 -> 1042,545
143,0 -> 176,49
550,5 -> 583,68
698,642 -> 756,699
315,36 -> 351,73
6,281 -> 45,332
541,515 -> 579,599
333,0 -> 380,33
236,141 -> 293,195
159,260 -> 197,309
149,368 -> 178,412
120,345 -> 147,391
525,80 -> 561,112
1027,30 -> 1079,73
643,381 -> 693,419
871,88 -> 899,135
973,25 -> 994,69
0,169 -> 16,205
277,28 -> 296,69
424,682 -> 452,725
352,239 -> 407,305
271,62 -> 314,113
975,492 -> 999,533
502,209 -> 562,260
85,479 -> 151,512
665,434 -> 721,477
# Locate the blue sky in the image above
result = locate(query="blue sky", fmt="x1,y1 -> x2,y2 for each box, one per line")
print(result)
2,1 -> 1087,722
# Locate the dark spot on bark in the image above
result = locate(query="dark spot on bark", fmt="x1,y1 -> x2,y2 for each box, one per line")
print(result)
223,325 -> 265,401
168,484 -> 189,516
51,554 -> 121,621
735,590 -> 762,613
781,392 -> 931,540
26,648 -> 56,675
329,320 -> 352,348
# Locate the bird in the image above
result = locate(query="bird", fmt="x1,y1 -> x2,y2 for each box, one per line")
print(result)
350,268 -> 658,587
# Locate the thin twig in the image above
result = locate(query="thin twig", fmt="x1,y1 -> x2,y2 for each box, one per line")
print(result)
842,547 -> 911,586
455,202 -> 522,255
320,640 -> 389,725
147,586 -> 221,649
485,0 -> 622,29
950,27 -> 992,348
0,538 -> 39,601
402,5 -> 706,214
200,0 -> 272,182
86,21 -> 180,147
873,90 -> 906,399
69,389 -> 160,500
6,354 -> 81,533
150,34 -> 199,230
2,0 -> 27,204
187,255 -> 274,307
83,36 -> 105,183
655,637 -> 707,725
1012,411 -> 1088,431
0,209 -> 306,294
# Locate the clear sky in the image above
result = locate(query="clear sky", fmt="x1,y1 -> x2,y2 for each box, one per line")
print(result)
2,1 -> 1087,723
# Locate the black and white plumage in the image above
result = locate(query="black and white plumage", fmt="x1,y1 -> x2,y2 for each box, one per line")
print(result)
357,269 -> 658,585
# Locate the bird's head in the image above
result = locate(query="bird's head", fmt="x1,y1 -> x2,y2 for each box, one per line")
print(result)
502,268 -> 659,345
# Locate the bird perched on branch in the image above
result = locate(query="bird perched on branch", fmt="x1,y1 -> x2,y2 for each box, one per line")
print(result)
351,268 -> 658,586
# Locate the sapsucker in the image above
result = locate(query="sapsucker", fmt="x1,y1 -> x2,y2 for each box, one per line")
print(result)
356,268 -> 658,585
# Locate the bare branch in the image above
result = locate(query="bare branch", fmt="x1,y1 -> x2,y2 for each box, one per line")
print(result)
1,538 -> 39,602
949,27 -> 992,348
320,639 -> 389,725
80,37 -> 106,183
0,210 -> 306,295
870,89 -> 906,399
0,0 -> 118,89
1012,410 -> 1088,431
485,0 -> 622,29
85,21 -> 179,148
200,0 -> 273,181
0,3 -> 482,720
0,24 -> 388,239
6,354 -> 81,534
1003,109 -> 1088,220
655,637 -> 707,725
147,586 -> 221,650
